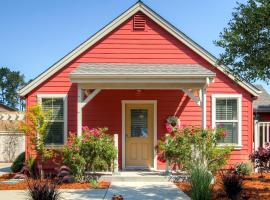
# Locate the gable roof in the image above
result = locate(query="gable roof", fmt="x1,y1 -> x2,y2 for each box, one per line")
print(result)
254,85 -> 270,112
19,1 -> 261,97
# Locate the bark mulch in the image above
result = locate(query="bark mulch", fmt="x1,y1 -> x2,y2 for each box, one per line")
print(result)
0,174 -> 110,190
176,173 -> 270,200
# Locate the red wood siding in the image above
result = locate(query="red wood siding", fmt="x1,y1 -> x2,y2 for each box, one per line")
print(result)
25,12 -> 254,168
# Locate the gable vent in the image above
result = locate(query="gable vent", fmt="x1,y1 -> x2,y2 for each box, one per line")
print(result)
133,13 -> 146,31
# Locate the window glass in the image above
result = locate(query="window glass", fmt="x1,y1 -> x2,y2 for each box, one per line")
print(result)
131,109 -> 148,137
41,98 -> 64,145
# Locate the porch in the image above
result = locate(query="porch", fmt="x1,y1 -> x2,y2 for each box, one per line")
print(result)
70,63 -> 215,170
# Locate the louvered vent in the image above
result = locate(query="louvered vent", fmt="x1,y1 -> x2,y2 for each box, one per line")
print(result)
133,13 -> 146,31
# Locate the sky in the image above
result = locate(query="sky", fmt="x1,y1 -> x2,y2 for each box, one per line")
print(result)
0,0 -> 268,92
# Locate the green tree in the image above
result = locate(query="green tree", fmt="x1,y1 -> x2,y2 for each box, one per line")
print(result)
0,67 -> 25,109
215,0 -> 270,83
21,105 -> 54,179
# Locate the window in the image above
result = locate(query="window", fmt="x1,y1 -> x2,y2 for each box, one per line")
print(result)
131,109 -> 148,137
38,95 -> 67,145
212,94 -> 242,146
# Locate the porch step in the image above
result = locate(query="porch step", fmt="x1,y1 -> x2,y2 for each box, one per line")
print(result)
99,171 -> 169,182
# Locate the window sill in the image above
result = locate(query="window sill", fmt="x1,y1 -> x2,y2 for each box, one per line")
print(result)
218,143 -> 242,150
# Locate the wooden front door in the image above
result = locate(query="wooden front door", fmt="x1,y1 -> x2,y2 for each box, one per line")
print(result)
125,103 -> 154,168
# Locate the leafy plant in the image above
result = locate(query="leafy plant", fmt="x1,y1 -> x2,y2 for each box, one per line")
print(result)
189,164 -> 213,200
26,178 -> 61,200
250,145 -> 270,176
157,127 -> 233,173
21,105 -> 54,179
220,171 -> 243,200
21,156 -> 36,178
235,162 -> 252,177
89,178 -> 99,189
62,127 -> 117,182
57,166 -> 74,183
11,152 -> 25,173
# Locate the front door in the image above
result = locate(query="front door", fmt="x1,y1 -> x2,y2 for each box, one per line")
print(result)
125,103 -> 154,168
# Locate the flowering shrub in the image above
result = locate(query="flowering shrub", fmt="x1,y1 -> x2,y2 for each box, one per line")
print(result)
156,127 -> 233,173
62,127 -> 117,181
250,143 -> 270,176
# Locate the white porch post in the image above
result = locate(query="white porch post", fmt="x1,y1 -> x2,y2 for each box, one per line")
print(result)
77,85 -> 83,137
201,88 -> 207,129
77,86 -> 101,137
113,133 -> 119,173
254,120 -> 259,151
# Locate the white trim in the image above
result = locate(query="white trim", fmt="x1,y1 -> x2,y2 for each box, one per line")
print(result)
121,100 -> 157,170
201,88 -> 207,129
37,94 -> 68,145
181,88 -> 201,107
211,94 -> 242,148
19,2 -> 260,97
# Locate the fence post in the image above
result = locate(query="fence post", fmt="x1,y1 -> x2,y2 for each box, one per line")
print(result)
113,134 -> 119,173
254,120 -> 259,151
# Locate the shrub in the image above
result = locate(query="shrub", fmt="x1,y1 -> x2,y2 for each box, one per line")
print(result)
190,164 -> 213,200
220,171 -> 243,200
62,127 -> 117,181
26,178 -> 61,200
11,152 -> 25,173
157,127 -> 233,173
250,144 -> 270,176
235,162 -> 252,176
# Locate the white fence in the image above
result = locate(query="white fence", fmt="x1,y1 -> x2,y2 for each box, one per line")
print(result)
254,121 -> 270,150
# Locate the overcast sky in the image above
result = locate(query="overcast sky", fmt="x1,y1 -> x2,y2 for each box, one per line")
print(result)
1,0 -> 268,91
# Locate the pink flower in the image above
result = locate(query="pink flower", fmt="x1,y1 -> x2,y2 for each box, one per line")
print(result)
72,156 -> 76,160
82,126 -> 89,132
166,123 -> 173,133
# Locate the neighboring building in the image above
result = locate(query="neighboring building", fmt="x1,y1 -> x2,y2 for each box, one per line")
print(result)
254,85 -> 270,122
19,2 -> 261,170
253,85 -> 270,150
0,103 -> 16,112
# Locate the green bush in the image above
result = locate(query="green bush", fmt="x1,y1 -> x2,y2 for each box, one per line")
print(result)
11,152 -> 25,173
62,127 -> 117,181
190,164 -> 213,200
157,127 -> 233,173
235,162 -> 252,176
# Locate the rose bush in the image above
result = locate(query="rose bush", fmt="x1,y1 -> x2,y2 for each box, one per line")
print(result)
157,127 -> 233,173
62,127 -> 117,181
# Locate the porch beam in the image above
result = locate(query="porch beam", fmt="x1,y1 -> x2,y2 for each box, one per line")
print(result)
181,88 -> 201,107
201,77 -> 210,129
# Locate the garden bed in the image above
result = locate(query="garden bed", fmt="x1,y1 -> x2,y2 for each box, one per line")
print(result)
0,173 -> 110,190
176,173 -> 270,200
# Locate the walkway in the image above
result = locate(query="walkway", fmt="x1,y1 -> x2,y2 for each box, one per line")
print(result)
0,163 -> 11,176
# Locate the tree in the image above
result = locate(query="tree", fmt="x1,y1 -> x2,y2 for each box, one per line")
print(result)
215,0 -> 270,83
21,105 -> 54,179
0,67 -> 25,109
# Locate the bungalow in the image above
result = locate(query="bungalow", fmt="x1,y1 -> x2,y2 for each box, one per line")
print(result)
20,1 -> 261,170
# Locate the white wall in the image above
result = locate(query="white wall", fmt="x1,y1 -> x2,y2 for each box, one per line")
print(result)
0,132 -> 25,162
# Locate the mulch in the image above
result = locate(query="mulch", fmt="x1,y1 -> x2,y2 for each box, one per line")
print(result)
0,173 -> 110,190
176,173 -> 270,200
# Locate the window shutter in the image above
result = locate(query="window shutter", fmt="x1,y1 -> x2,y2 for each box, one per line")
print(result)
133,13 -> 146,31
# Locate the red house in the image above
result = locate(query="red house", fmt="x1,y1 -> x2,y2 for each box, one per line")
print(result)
20,2 -> 261,170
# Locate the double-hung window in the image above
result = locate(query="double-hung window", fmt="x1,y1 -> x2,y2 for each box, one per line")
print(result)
38,94 -> 67,146
212,94 -> 242,146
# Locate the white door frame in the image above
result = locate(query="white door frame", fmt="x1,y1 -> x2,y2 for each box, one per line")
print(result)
121,100 -> 157,170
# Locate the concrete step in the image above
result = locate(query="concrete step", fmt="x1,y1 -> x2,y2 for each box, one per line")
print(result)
99,171 -> 170,182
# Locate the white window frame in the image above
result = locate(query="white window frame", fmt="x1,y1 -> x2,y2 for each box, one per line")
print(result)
37,94 -> 68,147
212,94 -> 242,149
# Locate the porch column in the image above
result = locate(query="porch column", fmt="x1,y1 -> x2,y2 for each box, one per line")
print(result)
77,85 -> 83,137
77,86 -> 101,136
201,88 -> 207,129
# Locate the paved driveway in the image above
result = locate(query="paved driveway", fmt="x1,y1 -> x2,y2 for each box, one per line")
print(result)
0,182 -> 189,200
